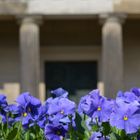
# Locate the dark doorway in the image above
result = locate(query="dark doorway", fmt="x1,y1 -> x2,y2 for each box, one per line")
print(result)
45,61 -> 98,102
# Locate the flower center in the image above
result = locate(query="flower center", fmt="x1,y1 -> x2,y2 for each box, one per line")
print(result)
23,112 -> 27,117
56,130 -> 61,135
60,110 -> 64,114
123,115 -> 128,121
97,106 -> 101,111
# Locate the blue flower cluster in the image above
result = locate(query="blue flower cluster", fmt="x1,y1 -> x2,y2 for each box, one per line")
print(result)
1,87 -> 140,140
0,88 -> 76,140
79,88 -> 140,140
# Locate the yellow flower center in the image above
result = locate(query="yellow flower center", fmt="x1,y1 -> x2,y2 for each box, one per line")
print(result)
60,110 -> 64,114
97,106 -> 101,111
23,112 -> 27,117
124,115 -> 128,121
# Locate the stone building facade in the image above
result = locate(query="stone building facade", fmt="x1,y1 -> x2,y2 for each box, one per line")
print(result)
0,0 -> 140,102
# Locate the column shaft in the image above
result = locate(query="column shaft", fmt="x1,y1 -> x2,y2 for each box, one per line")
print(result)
19,17 -> 40,98
102,16 -> 123,98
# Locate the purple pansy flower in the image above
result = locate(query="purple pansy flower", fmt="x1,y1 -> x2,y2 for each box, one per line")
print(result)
131,88 -> 140,102
32,104 -> 49,128
78,94 -> 94,117
78,89 -> 103,117
90,132 -> 109,140
90,132 -> 102,140
47,97 -> 75,116
45,124 -> 67,140
131,87 -> 140,97
0,114 -> 6,123
0,94 -> 7,108
50,88 -> 68,98
110,99 -> 140,134
91,98 -> 114,122
78,89 -> 114,122
4,104 -> 21,125
47,97 -> 76,126
0,94 -> 8,123
117,90 -> 138,103
16,92 -> 41,127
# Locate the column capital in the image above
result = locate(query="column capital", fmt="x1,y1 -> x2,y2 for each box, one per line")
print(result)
17,15 -> 43,25
99,13 -> 127,25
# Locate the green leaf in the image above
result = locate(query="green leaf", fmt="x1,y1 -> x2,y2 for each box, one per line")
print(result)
74,113 -> 91,140
3,123 -> 8,134
75,112 -> 85,134
25,131 -> 30,140
29,133 -> 36,139
7,128 -> 18,140
92,124 -> 99,132
120,130 -> 126,138
110,133 -> 121,140
102,122 -> 111,136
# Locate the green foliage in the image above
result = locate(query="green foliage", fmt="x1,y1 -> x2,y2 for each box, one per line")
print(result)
0,121 -> 45,140
69,113 -> 90,140
102,122 -> 111,136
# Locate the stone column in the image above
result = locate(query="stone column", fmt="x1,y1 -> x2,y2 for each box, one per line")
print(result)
101,14 -> 125,98
19,16 -> 41,98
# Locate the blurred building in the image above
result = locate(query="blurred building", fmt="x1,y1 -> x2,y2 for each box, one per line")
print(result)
0,0 -> 140,102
